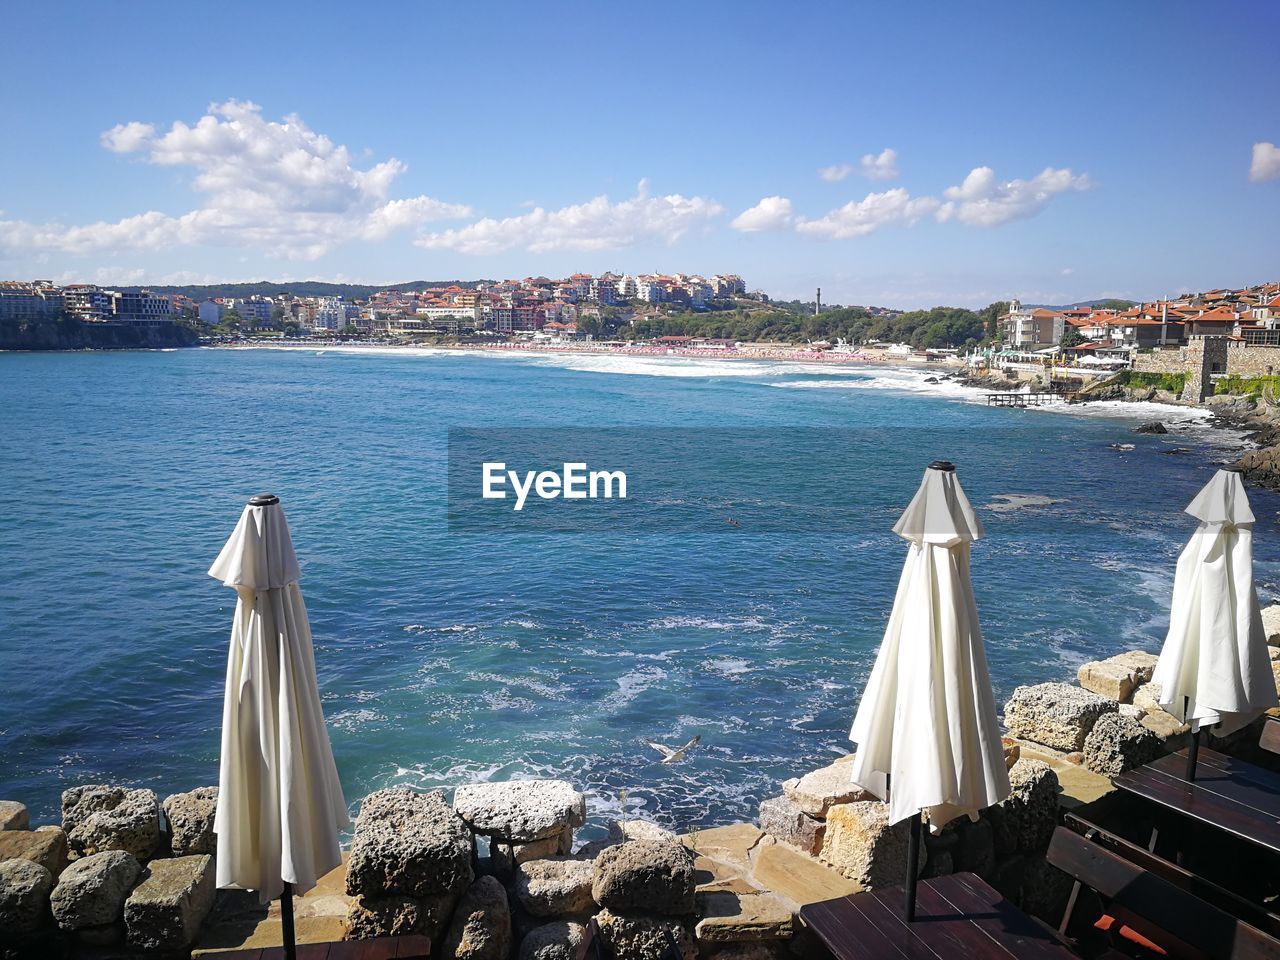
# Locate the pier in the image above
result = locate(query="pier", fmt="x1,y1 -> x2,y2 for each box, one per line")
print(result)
985,391 -> 1068,407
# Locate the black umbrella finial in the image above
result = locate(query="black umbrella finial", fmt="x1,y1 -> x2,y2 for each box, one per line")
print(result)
248,493 -> 280,507
928,460 -> 956,473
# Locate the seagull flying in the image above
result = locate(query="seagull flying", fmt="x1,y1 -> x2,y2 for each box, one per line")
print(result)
643,735 -> 701,764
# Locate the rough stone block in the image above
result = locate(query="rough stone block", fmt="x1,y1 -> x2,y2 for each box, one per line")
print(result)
123,854 -> 215,951
0,801 -> 29,832
163,786 -> 218,856
1263,604 -> 1280,646
608,819 -> 676,844
694,891 -> 793,942
1132,682 -> 1162,714
49,849 -> 141,931
454,780 -> 587,843
1004,682 -> 1118,751
519,920 -> 587,960
443,875 -> 512,960
0,857 -> 54,936
1077,651 -> 1157,702
781,757 -> 870,816
592,840 -> 696,916
0,828 -> 68,877
758,795 -> 824,856
1140,710 -> 1191,747
1083,713 -> 1161,777
595,908 -> 697,960
818,802 -> 923,889
61,785 -> 161,860
346,788 -> 474,899
989,760 -> 1059,857
515,857 -> 595,917
492,825 -> 572,879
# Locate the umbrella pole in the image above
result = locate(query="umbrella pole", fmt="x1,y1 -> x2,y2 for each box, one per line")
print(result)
1183,696 -> 1200,782
281,882 -> 297,960
905,813 -> 922,922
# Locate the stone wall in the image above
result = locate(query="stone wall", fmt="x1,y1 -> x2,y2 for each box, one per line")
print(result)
1132,337 -> 1280,394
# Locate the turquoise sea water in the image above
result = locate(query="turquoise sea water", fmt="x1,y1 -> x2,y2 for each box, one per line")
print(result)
2,346 -> 1278,833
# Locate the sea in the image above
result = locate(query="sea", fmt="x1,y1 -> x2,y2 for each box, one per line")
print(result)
2,345 -> 1278,835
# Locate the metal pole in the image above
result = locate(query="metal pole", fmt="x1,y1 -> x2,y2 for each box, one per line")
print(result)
905,814 -> 922,922
1183,695 -> 1200,782
1186,729 -> 1201,782
281,881 -> 297,960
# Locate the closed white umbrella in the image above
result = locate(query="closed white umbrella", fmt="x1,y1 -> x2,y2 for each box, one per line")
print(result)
210,493 -> 350,958
1151,468 -> 1277,779
848,461 -> 1011,920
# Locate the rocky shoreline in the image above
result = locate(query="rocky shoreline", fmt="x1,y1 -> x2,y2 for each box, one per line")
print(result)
7,613 -> 1280,959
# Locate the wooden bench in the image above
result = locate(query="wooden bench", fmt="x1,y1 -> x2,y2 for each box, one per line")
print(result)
1047,826 -> 1280,959
1063,809 -> 1280,940
210,934 -> 431,960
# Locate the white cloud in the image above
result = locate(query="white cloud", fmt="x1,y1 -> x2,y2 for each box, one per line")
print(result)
935,166 -> 1091,226
0,99 -> 471,260
418,180 -> 723,255
1250,142 -> 1280,182
859,148 -> 899,180
796,188 -> 940,240
818,163 -> 855,182
731,196 -> 794,232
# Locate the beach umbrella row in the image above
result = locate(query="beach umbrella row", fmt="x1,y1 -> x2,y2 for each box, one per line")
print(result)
847,462 -> 1277,921
200,459 -> 1278,949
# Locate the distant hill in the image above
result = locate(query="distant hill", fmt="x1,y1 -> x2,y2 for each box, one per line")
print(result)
120,279 -> 494,300
1027,298 -> 1137,311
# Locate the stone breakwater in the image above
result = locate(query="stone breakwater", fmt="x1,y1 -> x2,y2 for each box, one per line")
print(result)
6,610 -> 1280,958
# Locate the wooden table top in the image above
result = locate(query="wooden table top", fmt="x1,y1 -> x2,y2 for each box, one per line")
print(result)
1113,746 -> 1280,856
799,871 -> 1080,959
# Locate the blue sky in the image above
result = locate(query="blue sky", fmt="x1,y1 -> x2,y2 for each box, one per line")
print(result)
2,1 -> 1277,308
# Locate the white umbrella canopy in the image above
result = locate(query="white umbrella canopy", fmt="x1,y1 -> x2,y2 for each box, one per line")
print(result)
1152,469 -> 1277,738
210,494 -> 350,904
849,462 -> 1011,833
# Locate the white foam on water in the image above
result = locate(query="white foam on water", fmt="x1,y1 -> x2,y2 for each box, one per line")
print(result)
704,656 -> 753,676
601,665 -> 669,710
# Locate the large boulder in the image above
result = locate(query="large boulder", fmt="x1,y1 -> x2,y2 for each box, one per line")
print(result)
519,920 -> 587,960
989,760 -> 1059,857
516,857 -> 595,917
0,857 -> 54,936
758,795 -> 825,857
781,757 -> 870,816
62,785 -> 161,860
592,840 -> 696,915
594,908 -> 697,960
1004,682 -> 1118,751
0,828 -> 69,877
1077,652 -> 1159,702
49,849 -> 141,930
454,780 -> 587,843
123,854 -> 215,951
163,787 -> 218,856
0,801 -> 29,832
442,875 -> 512,960
818,802 -> 922,889
346,788 -> 474,899
1083,713 -> 1161,777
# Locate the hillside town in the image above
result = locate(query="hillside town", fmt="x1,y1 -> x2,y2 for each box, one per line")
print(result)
0,273 -> 753,340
